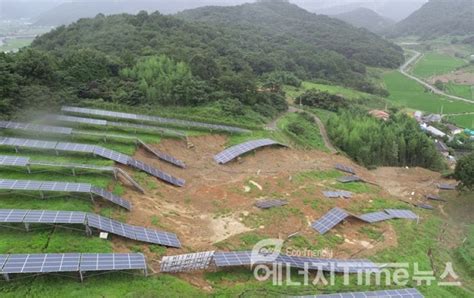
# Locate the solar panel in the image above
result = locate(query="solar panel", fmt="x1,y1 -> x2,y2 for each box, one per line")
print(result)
0,255 -> 8,271
426,194 -> 446,202
417,204 -> 434,210
52,115 -> 108,126
0,179 -> 43,191
62,106 -> 250,133
0,137 -> 59,150
334,164 -> 356,175
160,251 -> 215,273
437,183 -> 456,190
213,251 -> 254,267
1,254 -> 81,273
214,139 -> 284,164
0,121 -> 73,135
23,210 -> 87,224
255,199 -> 288,209
305,288 -> 424,298
109,121 -> 187,138
384,209 -> 418,220
79,253 -> 146,272
133,227 -> 182,248
90,187 -> 132,211
0,209 -> 28,222
322,191 -> 353,199
311,208 -> 349,234
277,255 -> 378,273
93,147 -> 130,165
55,142 -> 96,153
127,159 -> 185,187
39,181 -> 91,193
337,176 -> 362,183
359,211 -> 394,223
86,214 -> 136,239
144,146 -> 186,168
0,155 -> 30,166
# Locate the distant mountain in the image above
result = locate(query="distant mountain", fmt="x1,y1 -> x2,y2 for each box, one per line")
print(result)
333,8 -> 394,33
391,0 -> 474,38
33,0 -> 242,26
0,1 -> 59,20
178,1 -> 403,69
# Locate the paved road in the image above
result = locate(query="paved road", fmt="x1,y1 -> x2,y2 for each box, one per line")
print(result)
266,106 -> 338,154
400,50 -> 474,104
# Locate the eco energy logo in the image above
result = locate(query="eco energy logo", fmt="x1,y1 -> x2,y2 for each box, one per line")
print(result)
250,239 -> 461,287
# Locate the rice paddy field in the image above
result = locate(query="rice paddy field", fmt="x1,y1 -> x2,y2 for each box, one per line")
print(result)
412,52 -> 467,78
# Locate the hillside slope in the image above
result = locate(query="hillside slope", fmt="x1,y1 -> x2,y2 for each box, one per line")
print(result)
178,1 -> 403,69
333,8 -> 394,33
391,0 -> 474,38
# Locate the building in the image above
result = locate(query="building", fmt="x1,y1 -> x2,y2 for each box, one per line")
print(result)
414,111 -> 423,122
421,123 -> 446,138
423,114 -> 442,123
434,140 -> 449,157
446,124 -> 462,135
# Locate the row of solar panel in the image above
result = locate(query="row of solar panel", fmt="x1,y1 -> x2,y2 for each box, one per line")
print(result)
0,209 -> 181,247
62,106 -> 251,133
51,114 -> 187,138
0,179 -> 131,210
0,121 -> 73,135
214,139 -> 285,164
295,288 -> 424,298
0,137 -> 185,187
160,250 -> 379,273
312,207 -> 418,234
0,253 -> 146,275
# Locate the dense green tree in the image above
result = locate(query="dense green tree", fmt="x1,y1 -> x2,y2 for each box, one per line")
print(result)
454,153 -> 474,190
297,90 -> 348,112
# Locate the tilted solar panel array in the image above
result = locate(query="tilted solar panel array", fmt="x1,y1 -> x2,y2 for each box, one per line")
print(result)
160,251 -> 215,273
426,194 -> 446,202
0,155 -> 30,166
0,121 -> 73,135
0,209 -> 180,247
311,208 -> 350,234
297,288 -> 424,298
62,106 -> 251,133
214,139 -> 285,164
0,137 -> 185,187
337,176 -> 362,183
143,146 -> 186,168
384,209 -> 419,220
0,179 -> 131,210
334,164 -> 356,175
358,211 -> 394,223
255,199 -> 288,209
437,183 -> 456,190
417,203 -> 434,210
53,115 -> 108,126
0,253 -> 146,277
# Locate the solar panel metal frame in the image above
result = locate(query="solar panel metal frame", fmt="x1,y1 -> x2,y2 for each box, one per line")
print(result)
255,199 -> 288,209
334,164 -> 356,175
384,209 -> 419,220
160,251 -> 215,273
79,253 -> 146,272
311,207 -> 350,234
309,288 -> 424,298
358,211 -> 394,223
0,155 -> 30,167
214,139 -> 284,164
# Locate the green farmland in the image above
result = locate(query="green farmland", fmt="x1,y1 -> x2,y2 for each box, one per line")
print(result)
445,83 -> 473,100
412,52 -> 467,78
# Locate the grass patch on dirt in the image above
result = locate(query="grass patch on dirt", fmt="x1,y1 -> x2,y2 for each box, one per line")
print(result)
294,170 -> 343,183
242,207 -> 303,229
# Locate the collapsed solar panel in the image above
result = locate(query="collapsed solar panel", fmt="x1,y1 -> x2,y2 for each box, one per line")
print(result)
298,288 -> 424,298
334,164 -> 356,175
322,191 -> 353,199
160,251 -> 215,273
417,203 -> 434,210
141,144 -> 186,168
0,179 -> 131,210
0,253 -> 147,281
426,194 -> 446,202
93,147 -> 130,164
56,142 -> 96,153
437,183 -> 456,190
255,199 -> 288,209
0,155 -> 30,166
0,209 -> 180,247
127,159 -> 185,187
214,139 -> 285,164
62,106 -> 250,133
337,176 -> 362,183
0,121 -> 73,135
311,208 -> 349,234
384,209 -> 419,220
358,211 -> 394,223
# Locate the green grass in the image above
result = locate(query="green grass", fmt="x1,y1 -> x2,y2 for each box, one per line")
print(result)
0,37 -> 34,52
277,113 -> 326,151
445,83 -> 474,100
383,71 -> 474,115
445,114 -> 474,129
456,225 -> 474,276
412,52 -> 467,78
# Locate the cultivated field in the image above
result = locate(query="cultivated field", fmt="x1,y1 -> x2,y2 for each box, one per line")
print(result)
412,52 -> 467,78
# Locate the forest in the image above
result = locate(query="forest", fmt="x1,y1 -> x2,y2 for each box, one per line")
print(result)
1,1 -> 404,120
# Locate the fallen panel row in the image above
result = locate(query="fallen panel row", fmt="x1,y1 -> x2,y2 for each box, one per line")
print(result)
214,139 -> 286,164
295,288 -> 424,298
0,209 -> 181,247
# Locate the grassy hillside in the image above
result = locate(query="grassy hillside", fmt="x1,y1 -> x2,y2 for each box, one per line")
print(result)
412,53 -> 467,78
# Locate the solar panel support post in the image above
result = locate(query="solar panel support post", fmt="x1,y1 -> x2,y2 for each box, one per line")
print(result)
3,273 -> 10,282
26,165 -> 31,174
79,270 -> 84,283
14,146 -> 18,153
143,266 -> 148,277
24,222 -> 30,232
72,168 -> 76,176
85,224 -> 92,236
40,191 -> 45,199
90,193 -> 95,204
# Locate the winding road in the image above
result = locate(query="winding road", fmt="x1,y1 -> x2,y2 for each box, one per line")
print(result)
400,50 -> 474,104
